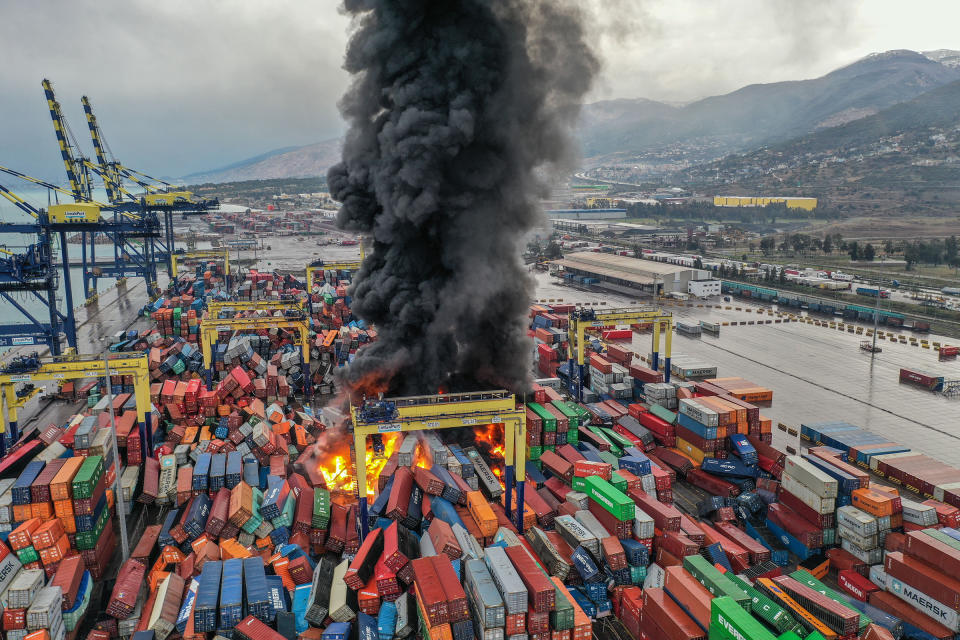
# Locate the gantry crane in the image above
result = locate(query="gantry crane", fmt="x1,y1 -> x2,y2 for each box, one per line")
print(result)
0,182 -> 77,354
42,80 -> 163,301
566,305 -> 674,400
305,245 -> 366,289
350,390 -> 526,540
199,315 -> 311,393
0,161 -> 162,303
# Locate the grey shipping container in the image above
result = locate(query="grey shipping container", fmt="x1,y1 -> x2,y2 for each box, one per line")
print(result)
483,546 -> 527,615
464,559 -> 506,629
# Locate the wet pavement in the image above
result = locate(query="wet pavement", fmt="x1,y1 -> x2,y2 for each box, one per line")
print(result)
532,271 -> 960,467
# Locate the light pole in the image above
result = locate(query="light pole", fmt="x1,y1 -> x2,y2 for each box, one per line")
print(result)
102,352 -> 130,560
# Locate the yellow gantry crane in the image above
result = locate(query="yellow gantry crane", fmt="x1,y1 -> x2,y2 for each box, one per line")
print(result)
199,315 -> 311,393
0,352 -> 152,457
305,244 -> 366,289
171,249 -> 231,286
566,305 -> 673,399
205,299 -> 305,319
350,390 -> 526,539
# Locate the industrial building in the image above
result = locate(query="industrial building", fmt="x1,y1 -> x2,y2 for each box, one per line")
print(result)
713,195 -> 817,210
550,251 -> 713,297
544,208 -> 627,220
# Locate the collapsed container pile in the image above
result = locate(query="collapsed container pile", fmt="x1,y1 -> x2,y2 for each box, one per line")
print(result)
9,285 -> 960,640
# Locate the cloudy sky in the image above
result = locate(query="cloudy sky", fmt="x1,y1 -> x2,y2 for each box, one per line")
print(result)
1,0 -> 957,182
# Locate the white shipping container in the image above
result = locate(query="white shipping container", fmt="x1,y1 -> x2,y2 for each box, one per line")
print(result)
781,473 -> 836,514
0,542 -> 22,597
934,481 -> 960,503
565,491 -> 589,511
900,497 -> 939,526
840,538 -> 883,564
634,506 -> 655,540
870,451 -> 918,473
678,399 -> 719,427
784,456 -> 839,498
837,522 -> 878,551
836,506 -> 878,537
574,510 -> 611,541
869,565 -> 888,590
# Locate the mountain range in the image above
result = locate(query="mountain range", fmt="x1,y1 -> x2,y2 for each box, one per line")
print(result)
188,49 -> 960,184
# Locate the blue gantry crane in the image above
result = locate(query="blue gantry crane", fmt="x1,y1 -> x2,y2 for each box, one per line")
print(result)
0,182 -> 77,355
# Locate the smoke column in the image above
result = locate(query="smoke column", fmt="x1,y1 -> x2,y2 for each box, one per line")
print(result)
328,0 -> 598,395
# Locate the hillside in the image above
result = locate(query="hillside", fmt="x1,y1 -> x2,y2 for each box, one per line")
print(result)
185,139 -> 341,183
580,50 -> 960,172
677,79 -> 960,216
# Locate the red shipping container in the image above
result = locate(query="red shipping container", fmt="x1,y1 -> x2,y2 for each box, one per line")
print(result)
641,588 -> 705,640
504,545 -> 555,612
885,551 -> 960,610
838,569 -> 879,602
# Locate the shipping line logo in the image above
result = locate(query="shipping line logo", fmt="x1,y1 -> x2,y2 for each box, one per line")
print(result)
889,577 -> 955,625
716,614 -> 749,640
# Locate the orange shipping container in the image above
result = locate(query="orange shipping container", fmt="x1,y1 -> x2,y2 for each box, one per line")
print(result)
466,491 -> 497,537
50,457 -> 84,501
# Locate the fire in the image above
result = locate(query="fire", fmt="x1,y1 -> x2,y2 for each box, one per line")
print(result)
315,431 -> 401,496
473,423 -> 505,459
473,423 -> 506,488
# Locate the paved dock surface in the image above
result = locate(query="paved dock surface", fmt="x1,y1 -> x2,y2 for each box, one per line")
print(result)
534,273 -> 960,467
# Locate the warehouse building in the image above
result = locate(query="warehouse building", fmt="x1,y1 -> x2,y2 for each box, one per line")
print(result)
713,195 -> 817,210
550,251 -> 713,297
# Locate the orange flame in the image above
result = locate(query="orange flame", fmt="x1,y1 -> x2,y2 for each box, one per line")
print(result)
473,424 -> 506,489
316,431 -> 401,496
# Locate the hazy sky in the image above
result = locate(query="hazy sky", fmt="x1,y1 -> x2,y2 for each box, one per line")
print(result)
1,0 -> 957,182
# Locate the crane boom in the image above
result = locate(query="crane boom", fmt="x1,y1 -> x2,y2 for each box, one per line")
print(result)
80,96 -> 122,204
0,164 -> 75,201
41,79 -> 92,202
0,183 -> 40,219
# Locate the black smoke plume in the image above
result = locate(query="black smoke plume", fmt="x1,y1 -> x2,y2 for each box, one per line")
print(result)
328,0 -> 598,396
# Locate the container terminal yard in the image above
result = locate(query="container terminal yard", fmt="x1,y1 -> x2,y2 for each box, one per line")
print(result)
0,213 -> 960,640
5,11 -> 960,640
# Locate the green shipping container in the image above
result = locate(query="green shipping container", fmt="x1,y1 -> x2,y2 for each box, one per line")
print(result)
16,546 -> 39,564
312,488 -> 331,529
777,632 -> 803,640
528,446 -> 543,461
822,528 -> 836,546
241,488 -> 264,534
602,427 -> 636,450
564,401 -> 591,427
75,505 -> 110,550
598,451 -> 620,468
710,596 -> 778,640
572,477 -> 586,492
630,564 -> 647,585
527,403 -> 557,432
587,427 -> 621,455
566,430 -> 579,445
551,401 -> 580,427
727,574 -> 804,635
788,570 -> 870,631
583,476 -> 634,521
550,583 -> 575,630
683,555 -> 751,607
650,403 -> 676,424
72,455 -> 104,500
922,528 -> 960,553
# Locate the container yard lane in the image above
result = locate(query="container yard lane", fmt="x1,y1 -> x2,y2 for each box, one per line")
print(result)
533,273 -> 960,467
